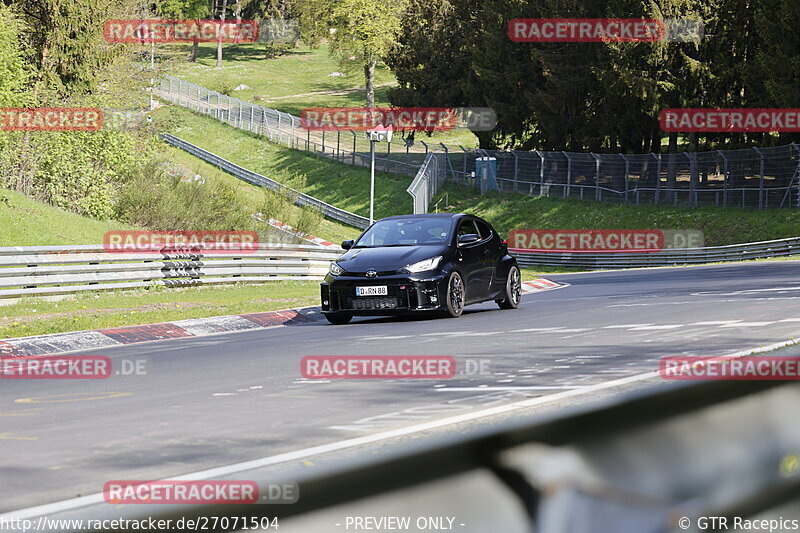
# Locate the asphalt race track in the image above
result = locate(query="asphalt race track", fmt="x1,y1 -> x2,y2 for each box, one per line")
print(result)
3,261 -> 800,515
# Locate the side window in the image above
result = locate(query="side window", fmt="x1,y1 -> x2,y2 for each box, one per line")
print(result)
457,220 -> 479,239
475,220 -> 492,241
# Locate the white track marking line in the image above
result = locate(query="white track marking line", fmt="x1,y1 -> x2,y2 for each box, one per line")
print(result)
628,325 -> 684,330
719,321 -> 776,327
435,386 -> 583,391
778,318 -> 800,322
508,328 -> 565,332
602,324 -> 653,329
5,336 -> 799,521
689,320 -> 743,326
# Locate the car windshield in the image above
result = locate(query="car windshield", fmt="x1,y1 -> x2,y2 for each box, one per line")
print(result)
354,218 -> 452,247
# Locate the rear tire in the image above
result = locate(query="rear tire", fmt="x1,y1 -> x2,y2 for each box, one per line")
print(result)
442,271 -> 465,318
497,265 -> 521,310
324,313 -> 353,325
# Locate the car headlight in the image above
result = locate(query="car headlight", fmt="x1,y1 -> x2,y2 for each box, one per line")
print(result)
329,262 -> 345,276
402,256 -> 442,273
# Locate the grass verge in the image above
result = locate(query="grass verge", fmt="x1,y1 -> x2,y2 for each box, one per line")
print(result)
163,106 -> 800,246
0,188 -> 138,246
0,282 -> 321,339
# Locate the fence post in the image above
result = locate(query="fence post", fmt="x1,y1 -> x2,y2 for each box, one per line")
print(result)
718,150 -> 728,207
322,130 -> 326,154
277,112 -> 283,145
249,104 -> 254,132
591,153 -> 601,201
351,131 -> 357,165
753,147 -> 765,209
197,84 -> 201,112
459,146 -> 468,183
791,143 -> 800,208
513,152 -> 519,193
291,116 -> 296,148
536,150 -> 545,196
655,153 -> 662,205
168,77 -> 173,103
563,152 -> 572,198
336,131 -> 341,162
621,154 -> 630,204
421,141 -> 428,154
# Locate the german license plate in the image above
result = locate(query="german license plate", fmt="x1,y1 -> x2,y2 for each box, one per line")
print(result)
356,286 -> 388,296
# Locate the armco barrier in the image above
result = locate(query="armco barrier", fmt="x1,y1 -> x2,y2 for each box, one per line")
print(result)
160,133 -> 371,229
0,244 -> 342,299
512,235 -> 800,269
20,379 -> 800,532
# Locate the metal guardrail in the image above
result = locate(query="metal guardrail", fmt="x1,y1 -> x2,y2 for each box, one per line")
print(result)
160,133 -> 370,230
511,235 -> 800,269
0,244 -> 342,299
29,378 -> 800,532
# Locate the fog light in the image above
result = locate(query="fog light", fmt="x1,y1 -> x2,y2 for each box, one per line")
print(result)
430,296 -> 438,303
323,300 -> 329,305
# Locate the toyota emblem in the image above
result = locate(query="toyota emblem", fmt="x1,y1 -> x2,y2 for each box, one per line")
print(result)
366,270 -> 377,278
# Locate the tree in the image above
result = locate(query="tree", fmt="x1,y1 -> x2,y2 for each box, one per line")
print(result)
0,4 -> 33,107
299,0 -> 408,107
156,0 -> 210,62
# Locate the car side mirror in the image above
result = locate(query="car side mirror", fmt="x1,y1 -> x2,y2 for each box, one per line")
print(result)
458,234 -> 480,246
341,240 -> 354,250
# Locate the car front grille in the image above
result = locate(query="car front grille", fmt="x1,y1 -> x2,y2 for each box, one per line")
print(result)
344,296 -> 402,310
332,284 -> 411,311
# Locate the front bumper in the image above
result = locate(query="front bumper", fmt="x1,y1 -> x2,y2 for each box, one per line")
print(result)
320,272 -> 448,315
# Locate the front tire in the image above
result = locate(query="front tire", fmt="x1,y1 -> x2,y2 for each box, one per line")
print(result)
442,271 -> 465,318
324,313 -> 353,325
497,265 -> 521,309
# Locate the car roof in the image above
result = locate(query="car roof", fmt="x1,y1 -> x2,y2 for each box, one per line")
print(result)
380,213 -> 468,221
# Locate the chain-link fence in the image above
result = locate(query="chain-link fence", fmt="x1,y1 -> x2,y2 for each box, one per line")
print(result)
156,76 -> 800,209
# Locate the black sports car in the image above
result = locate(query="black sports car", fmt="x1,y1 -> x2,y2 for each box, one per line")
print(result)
320,213 -> 521,324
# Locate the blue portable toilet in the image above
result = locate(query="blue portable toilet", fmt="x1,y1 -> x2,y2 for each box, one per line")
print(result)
475,157 -> 498,193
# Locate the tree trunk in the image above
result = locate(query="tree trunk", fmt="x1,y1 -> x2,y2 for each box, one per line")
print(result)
364,57 -> 376,108
216,0 -> 228,67
190,39 -> 198,62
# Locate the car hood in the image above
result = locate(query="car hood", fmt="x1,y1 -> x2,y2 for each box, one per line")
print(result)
337,245 -> 449,272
